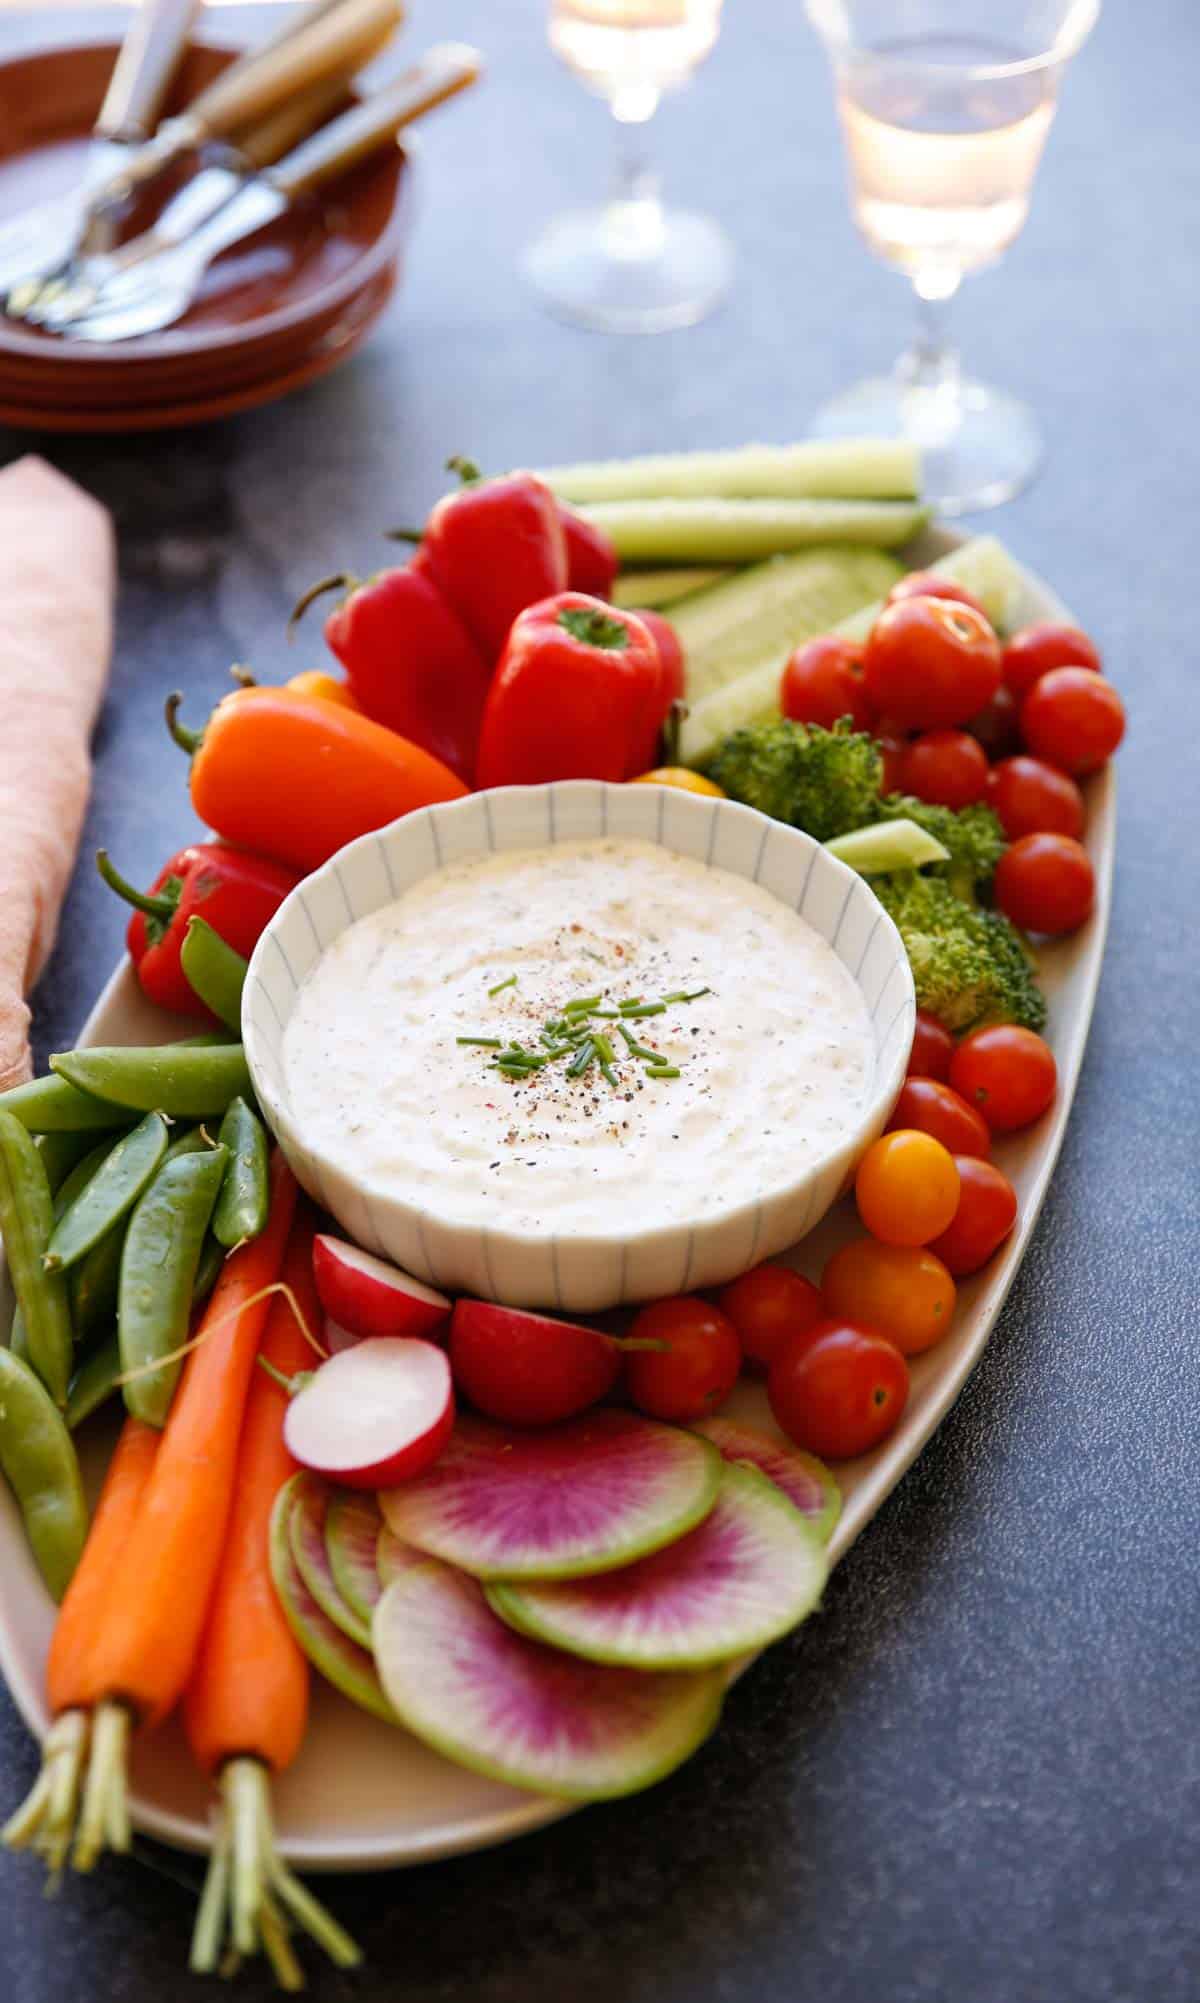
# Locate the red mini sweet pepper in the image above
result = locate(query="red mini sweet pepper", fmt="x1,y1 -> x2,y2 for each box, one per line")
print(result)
97,843 -> 300,1019
476,593 -> 663,789
421,459 -> 569,661
558,503 -> 619,600
293,562 -> 491,783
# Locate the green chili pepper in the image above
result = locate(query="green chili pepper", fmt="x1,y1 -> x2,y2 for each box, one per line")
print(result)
193,1234 -> 224,1305
65,1333 -> 122,1433
0,1072 -> 132,1135
118,1146 -> 228,1428
0,1110 -> 74,1408
51,1044 -> 251,1119
212,1098 -> 269,1249
0,1346 -> 88,1599
180,917 -> 249,1034
44,1112 -> 169,1274
35,1130 -> 104,1196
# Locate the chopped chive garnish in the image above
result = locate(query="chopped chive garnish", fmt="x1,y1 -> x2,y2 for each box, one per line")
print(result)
590,1008 -> 622,1018
457,1036 -> 503,1048
599,1059 -> 619,1088
591,1031 -> 616,1067
563,994 -> 602,1015
662,987 -> 711,1004
566,1039 -> 596,1078
645,1065 -> 681,1080
620,1002 -> 667,1019
488,975 -> 518,996
461,980 -> 708,1089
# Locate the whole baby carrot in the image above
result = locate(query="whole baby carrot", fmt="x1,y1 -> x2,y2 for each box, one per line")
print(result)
4,1417 -> 160,1873
71,1152 -> 298,1871
184,1212 -> 360,1983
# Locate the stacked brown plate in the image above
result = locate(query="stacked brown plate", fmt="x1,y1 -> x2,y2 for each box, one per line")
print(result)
0,41 -> 410,432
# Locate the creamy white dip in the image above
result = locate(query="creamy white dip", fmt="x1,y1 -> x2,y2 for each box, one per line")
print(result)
283,839 -> 875,1236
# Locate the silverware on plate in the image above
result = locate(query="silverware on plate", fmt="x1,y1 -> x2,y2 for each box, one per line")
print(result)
36,45 -> 482,345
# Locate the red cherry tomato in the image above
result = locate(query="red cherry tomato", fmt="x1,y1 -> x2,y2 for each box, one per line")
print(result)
1003,623 -> 1102,703
886,571 -> 988,619
717,1262 -> 824,1374
949,1025 -> 1057,1134
986,756 -> 1085,840
863,596 -> 1002,731
886,1076 -> 991,1159
994,832 -> 1095,936
928,1157 -> 1018,1276
1020,668 -> 1125,775
897,728 -> 989,809
768,1320 -> 909,1460
907,1009 -> 953,1081
781,636 -> 874,732
876,732 -> 907,795
624,1296 -> 742,1422
965,684 -> 1021,760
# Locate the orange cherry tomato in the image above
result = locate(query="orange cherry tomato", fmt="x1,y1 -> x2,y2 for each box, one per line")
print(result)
821,1239 -> 956,1356
863,597 -> 1002,731
887,1076 -> 991,1159
928,1157 -> 1019,1275
855,1130 -> 961,1246
717,1262 -> 824,1374
629,767 -> 725,797
624,1296 -> 741,1421
768,1320 -> 909,1460
994,832 -> 1095,936
907,1010 -> 953,1081
949,1025 -> 1057,1133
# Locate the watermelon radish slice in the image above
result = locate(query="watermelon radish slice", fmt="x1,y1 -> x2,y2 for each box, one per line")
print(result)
689,1416 -> 841,1544
288,1472 -> 372,1650
326,1491 -> 384,1627
486,1465 -> 828,1670
269,1477 -> 398,1724
380,1411 -> 721,1582
373,1555 -> 725,1800
377,1526 -> 424,1586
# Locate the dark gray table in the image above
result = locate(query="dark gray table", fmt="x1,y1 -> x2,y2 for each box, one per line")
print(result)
3,3 -> 1198,1999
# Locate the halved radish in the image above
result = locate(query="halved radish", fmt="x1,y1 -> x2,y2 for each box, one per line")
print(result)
449,1299 -> 619,1426
689,1416 -> 842,1544
324,1317 -> 362,1357
284,1339 -> 454,1490
373,1555 -> 725,1800
288,1470 -> 371,1648
313,1234 -> 452,1339
268,1477 -> 397,1724
486,1464 -> 828,1670
326,1491 -> 384,1627
380,1410 -> 720,1582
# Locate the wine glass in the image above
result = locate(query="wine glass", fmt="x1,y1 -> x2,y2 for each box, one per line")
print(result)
524,0 -> 732,333
805,0 -> 1101,513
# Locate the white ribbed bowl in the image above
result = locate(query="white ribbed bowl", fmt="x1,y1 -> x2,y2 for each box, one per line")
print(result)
242,782 -> 915,1311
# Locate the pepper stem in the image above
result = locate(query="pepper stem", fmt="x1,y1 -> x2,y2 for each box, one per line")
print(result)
662,697 -> 689,768
557,605 -> 631,650
445,454 -> 482,485
229,663 -> 256,688
95,849 -> 180,925
165,691 -> 204,756
382,525 -> 424,543
288,572 -> 358,637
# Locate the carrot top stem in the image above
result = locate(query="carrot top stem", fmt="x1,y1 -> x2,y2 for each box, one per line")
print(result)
2,1708 -> 89,1873
73,1699 -> 131,1872
189,1757 -> 361,1987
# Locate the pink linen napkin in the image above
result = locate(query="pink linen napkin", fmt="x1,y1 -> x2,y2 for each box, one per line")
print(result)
0,457 -> 114,1090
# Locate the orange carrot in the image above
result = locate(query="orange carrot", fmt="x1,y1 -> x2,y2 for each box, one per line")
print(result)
84,1152 -> 298,1730
183,1215 -> 319,1780
46,1418 -> 160,1718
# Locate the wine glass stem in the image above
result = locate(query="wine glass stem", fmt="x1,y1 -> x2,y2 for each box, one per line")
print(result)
898,275 -> 962,395
606,85 -> 666,257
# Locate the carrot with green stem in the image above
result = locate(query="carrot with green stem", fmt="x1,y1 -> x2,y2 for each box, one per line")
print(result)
4,1417 -> 160,1874
71,1153 -> 298,1872
185,1210 -> 360,1986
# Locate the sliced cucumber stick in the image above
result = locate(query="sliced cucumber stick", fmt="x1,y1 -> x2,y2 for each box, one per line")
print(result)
670,546 -> 904,705
610,566 -> 732,611
836,534 -> 1025,644
825,820 -> 951,874
582,498 -> 929,565
541,439 -> 921,504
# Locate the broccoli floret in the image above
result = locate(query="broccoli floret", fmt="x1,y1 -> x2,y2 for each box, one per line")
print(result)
874,795 -> 1007,900
707,719 -> 884,844
872,873 -> 1046,1034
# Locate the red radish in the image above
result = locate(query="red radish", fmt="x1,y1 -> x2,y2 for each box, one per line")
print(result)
284,1339 -> 454,1490
324,1317 -> 362,1356
312,1235 -> 451,1339
449,1299 -> 619,1427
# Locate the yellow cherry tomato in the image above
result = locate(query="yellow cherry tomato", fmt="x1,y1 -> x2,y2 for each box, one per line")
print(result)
855,1130 -> 960,1247
287,669 -> 362,713
629,767 -> 725,797
822,1238 -> 956,1356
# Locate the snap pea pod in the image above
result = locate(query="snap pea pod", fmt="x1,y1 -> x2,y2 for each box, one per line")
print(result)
193,1234 -> 225,1305
118,1146 -> 228,1428
35,1130 -> 104,1195
65,1334 -> 122,1432
52,1044 -> 251,1119
9,1304 -> 27,1363
0,1110 -> 73,1407
44,1112 -> 169,1274
0,1345 -> 88,1599
51,1139 -> 115,1221
212,1097 -> 269,1248
0,1072 -> 132,1135
180,917 -> 249,1034
69,1125 -> 223,1342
